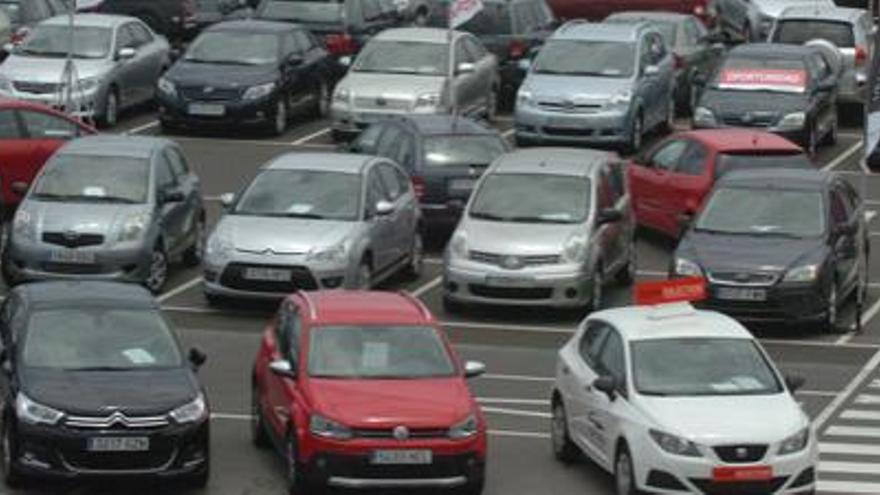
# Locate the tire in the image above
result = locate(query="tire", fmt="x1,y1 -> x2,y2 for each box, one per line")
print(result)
551,399 -> 579,463
615,445 -> 640,495
403,230 -> 424,279
182,216 -> 205,267
313,80 -> 330,118
824,114 -> 839,146
144,244 -> 169,294
825,278 -> 845,334
251,384 -> 271,449
590,265 -> 604,312
285,432 -> 313,495
485,88 -> 498,123
355,260 -> 372,289
662,94 -> 675,133
616,239 -> 637,286
99,87 -> 119,129
1,419 -> 21,488
270,98 -> 287,137
626,113 -> 643,154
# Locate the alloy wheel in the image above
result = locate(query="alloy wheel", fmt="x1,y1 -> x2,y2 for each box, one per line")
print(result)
615,450 -> 634,495
274,100 -> 287,136
551,403 -> 567,456
105,91 -> 118,128
145,247 -> 168,293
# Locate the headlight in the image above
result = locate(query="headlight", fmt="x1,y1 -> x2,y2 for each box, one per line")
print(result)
693,106 -> 715,125
117,212 -> 150,242
242,82 -> 276,101
777,112 -> 806,130
333,87 -> 350,103
783,264 -> 818,283
204,233 -> 234,262
516,90 -> 533,107
649,429 -> 702,457
0,76 -> 12,94
415,92 -> 441,108
610,88 -> 632,106
157,77 -> 176,96
77,76 -> 101,92
448,414 -> 479,439
777,427 -> 809,455
12,209 -> 35,241
449,231 -> 468,258
561,232 -> 588,264
170,393 -> 208,423
306,242 -> 348,264
674,257 -> 702,276
16,393 -> 64,426
309,414 -> 353,440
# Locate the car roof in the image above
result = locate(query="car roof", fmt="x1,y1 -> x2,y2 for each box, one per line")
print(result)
57,135 -> 170,159
490,147 -> 612,177
13,281 -> 157,310
778,5 -> 864,22
555,20 -> 645,41
716,168 -> 831,190
591,304 -> 753,341
606,11 -> 688,22
207,19 -> 297,33
374,27 -> 461,43
728,42 -> 816,60
393,115 -> 499,136
297,290 -> 434,326
44,13 -> 133,28
264,152 -> 375,173
683,129 -> 803,153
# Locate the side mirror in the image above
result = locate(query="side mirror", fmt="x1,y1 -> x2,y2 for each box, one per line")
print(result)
117,47 -> 136,60
517,58 -> 531,72
817,79 -> 836,92
464,360 -> 486,378
11,181 -> 29,195
219,192 -> 235,209
784,374 -> 805,392
593,375 -> 617,400
643,64 -> 660,76
188,347 -> 207,368
456,62 -> 475,75
160,189 -> 185,203
284,54 -> 304,67
597,208 -> 623,225
692,72 -> 707,87
338,55 -> 352,67
269,359 -> 297,378
375,200 -> 394,216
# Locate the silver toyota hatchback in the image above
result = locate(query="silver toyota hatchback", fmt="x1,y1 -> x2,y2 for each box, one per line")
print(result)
443,147 -> 635,311
4,135 -> 205,293
203,152 -> 423,303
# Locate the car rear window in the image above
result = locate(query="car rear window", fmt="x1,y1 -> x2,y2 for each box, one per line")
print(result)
259,0 -> 344,24
772,20 -> 855,47
713,151 -> 813,179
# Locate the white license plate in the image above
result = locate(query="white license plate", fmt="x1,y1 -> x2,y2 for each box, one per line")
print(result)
188,103 -> 225,116
87,437 -> 149,452
448,179 -> 476,194
243,267 -> 291,282
50,250 -> 95,264
370,449 -> 432,465
548,117 -> 583,129
486,275 -> 535,287
716,287 -> 767,301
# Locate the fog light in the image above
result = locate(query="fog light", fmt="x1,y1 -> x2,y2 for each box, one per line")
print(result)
322,276 -> 343,288
20,452 -> 49,469
565,288 -> 577,299
447,281 -> 459,293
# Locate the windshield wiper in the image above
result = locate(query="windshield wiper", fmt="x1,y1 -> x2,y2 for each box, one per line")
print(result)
185,58 -> 254,65
508,216 -> 574,224
638,390 -> 671,396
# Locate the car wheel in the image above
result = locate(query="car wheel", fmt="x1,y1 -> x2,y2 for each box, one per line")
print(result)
590,265 -> 604,312
1,420 -> 21,488
662,94 -> 675,133
356,261 -> 372,289
404,230 -> 424,279
626,113 -> 643,154
271,99 -> 288,137
182,216 -> 205,267
99,88 -> 119,129
313,80 -> 330,118
551,400 -> 579,463
616,239 -> 637,286
615,445 -> 640,495
825,278 -> 845,334
485,87 -> 498,122
145,244 -> 169,294
285,432 -> 313,495
824,114 -> 839,146
251,385 -> 271,449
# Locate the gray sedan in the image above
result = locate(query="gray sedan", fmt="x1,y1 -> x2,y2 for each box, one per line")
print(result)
4,135 -> 205,293
203,153 -> 423,303
0,13 -> 170,127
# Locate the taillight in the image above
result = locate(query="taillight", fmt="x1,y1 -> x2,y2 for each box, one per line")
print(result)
324,33 -> 356,56
411,176 -> 425,200
693,5 -> 705,15
673,53 -> 684,70
10,26 -> 29,44
508,39 -> 528,59
856,45 -> 868,66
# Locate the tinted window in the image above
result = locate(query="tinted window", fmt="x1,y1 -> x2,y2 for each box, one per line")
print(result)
773,20 -> 855,47
33,155 -> 150,203
0,110 -> 22,139
19,110 -> 78,139
713,152 -> 812,179
675,142 -> 708,176
578,322 -> 608,366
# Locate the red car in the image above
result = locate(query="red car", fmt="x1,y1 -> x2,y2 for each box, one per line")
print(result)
627,129 -> 812,238
251,290 -> 488,495
0,98 -> 96,209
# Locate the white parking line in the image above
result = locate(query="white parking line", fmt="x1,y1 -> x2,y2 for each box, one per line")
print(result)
823,140 -> 863,171
124,120 -> 159,135
501,128 -> 515,138
477,398 -> 548,406
157,276 -> 203,303
290,127 -> 331,145
481,406 -> 550,419
814,349 -> 880,431
410,275 -> 442,297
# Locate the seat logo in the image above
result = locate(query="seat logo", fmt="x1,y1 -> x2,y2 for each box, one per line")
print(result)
735,447 -> 749,459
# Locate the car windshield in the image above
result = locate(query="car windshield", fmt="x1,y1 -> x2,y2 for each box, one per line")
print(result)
353,40 -> 448,75
308,325 -> 456,379
31,154 -> 149,204
259,0 -> 344,23
185,31 -> 279,65
632,338 -> 783,396
424,135 -> 507,167
469,173 -> 590,224
233,169 -> 360,220
0,2 -> 19,23
18,25 -> 112,59
533,40 -> 635,77
711,57 -> 808,94
22,308 -> 183,371
714,152 -> 813,179
695,186 -> 825,237
773,20 -> 855,47
426,2 -> 511,35
606,17 -> 678,45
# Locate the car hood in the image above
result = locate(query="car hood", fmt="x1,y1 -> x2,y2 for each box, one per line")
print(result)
460,218 -> 577,255
25,200 -> 150,238
637,393 -> 807,444
214,214 -> 356,254
700,88 -> 807,116
341,72 -> 445,100
21,368 -> 199,416
524,73 -> 631,102
304,378 -> 473,429
677,231 -> 826,274
0,55 -> 112,82
166,61 -> 278,88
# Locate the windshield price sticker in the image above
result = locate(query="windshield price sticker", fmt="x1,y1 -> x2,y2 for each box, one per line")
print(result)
634,277 -> 707,305
718,69 -> 807,92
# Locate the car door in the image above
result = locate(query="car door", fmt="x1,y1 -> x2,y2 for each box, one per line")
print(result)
112,23 -> 142,104
829,183 -> 859,293
661,139 -> 711,231
128,21 -> 165,102
15,108 -> 86,203
280,29 -> 311,111
364,165 -> 396,272
556,321 -> 607,460
589,326 -> 633,468
263,301 -> 304,438
163,146 -> 202,251
646,32 -> 674,126
626,138 -> 688,235
0,109 -> 34,206
295,29 -> 331,104
155,149 -> 188,253
593,167 -> 625,279
0,295 -> 22,420
376,162 -> 416,265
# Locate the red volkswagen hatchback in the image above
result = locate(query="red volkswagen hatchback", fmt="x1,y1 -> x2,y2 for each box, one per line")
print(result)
0,99 -> 96,209
627,129 -> 812,238
251,290 -> 488,495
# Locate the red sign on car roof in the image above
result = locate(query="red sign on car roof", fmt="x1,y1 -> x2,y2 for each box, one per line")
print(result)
634,277 -> 707,305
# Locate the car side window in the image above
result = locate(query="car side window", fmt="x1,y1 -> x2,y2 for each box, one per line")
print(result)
638,35 -> 652,72
394,133 -> 416,170
130,22 -> 154,45
362,0 -> 382,22
829,188 -> 848,227
19,110 -> 79,140
606,162 -> 626,200
649,140 -> 687,171
365,169 -> 390,215
115,24 -> 136,51
354,124 -> 384,153
375,125 -> 403,157
648,33 -> 666,64
283,32 -> 301,55
837,181 -> 860,220
684,18 -> 703,46
674,142 -> 709,176
377,164 -> 405,201
578,322 -> 608,367
275,302 -> 301,360
163,148 -> 190,178
294,30 -> 313,51
0,111 -> 24,139
155,157 -> 177,195
463,37 -> 487,60
596,172 -> 615,210
455,39 -> 476,65
596,329 -> 627,393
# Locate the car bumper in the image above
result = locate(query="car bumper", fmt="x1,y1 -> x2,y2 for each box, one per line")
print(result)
693,281 -> 828,324
0,87 -> 102,120
12,418 -> 209,481
5,237 -> 153,285
330,104 -> 443,135
514,105 -> 631,145
157,92 -> 276,128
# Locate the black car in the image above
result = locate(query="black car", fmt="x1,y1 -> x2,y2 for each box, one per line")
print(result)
350,115 -> 509,230
157,19 -> 340,135
191,0 -> 256,35
672,169 -> 869,332
0,281 -> 209,486
255,0 -> 404,59
81,0 -> 198,44
692,43 -> 839,155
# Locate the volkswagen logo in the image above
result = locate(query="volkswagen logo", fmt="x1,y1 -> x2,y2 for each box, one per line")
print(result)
376,96 -> 387,106
735,447 -> 749,459
501,255 -> 524,270
203,86 -> 215,94
392,425 -> 410,440
741,113 -> 753,123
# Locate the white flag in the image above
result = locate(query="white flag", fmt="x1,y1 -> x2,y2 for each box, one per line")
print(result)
448,0 -> 483,29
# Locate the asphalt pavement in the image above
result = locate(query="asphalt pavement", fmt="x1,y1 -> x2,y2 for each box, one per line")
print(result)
5,106 -> 880,495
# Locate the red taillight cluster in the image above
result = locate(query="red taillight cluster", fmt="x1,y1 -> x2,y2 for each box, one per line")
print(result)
411,176 -> 426,200
856,45 -> 868,66
324,33 -> 356,56
508,39 -> 528,59
10,26 -> 29,45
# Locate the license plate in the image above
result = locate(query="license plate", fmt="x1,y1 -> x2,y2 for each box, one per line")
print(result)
486,275 -> 535,287
716,287 -> 767,301
50,250 -> 95,264
243,267 -> 291,282
712,465 -> 773,483
448,178 -> 476,194
87,437 -> 150,452
548,117 -> 583,129
188,103 -> 225,116
370,449 -> 432,465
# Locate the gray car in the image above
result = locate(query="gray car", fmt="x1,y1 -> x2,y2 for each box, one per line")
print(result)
770,5 -> 873,105
0,14 -> 171,127
203,153 -> 422,302
713,0 -> 834,41
443,148 -> 635,311
330,27 -> 499,140
4,135 -> 205,293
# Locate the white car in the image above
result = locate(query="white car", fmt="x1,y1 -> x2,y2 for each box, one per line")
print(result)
551,303 -> 817,495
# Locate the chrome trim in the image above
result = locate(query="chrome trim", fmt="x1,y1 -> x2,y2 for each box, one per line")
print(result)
328,476 -> 467,488
58,449 -> 178,475
65,411 -> 170,429
706,271 -> 779,287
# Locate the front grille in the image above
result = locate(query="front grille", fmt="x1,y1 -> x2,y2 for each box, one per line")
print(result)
41,262 -> 104,275
689,476 -> 788,495
713,444 -> 768,463
468,284 -> 552,300
720,112 -> 778,127
469,250 -> 560,267
66,413 -> 169,429
708,271 -> 778,286
59,444 -> 176,472
322,452 -> 476,480
538,101 -> 602,112
42,232 -> 104,248
353,95 -> 411,111
219,263 -> 318,292
543,126 -> 591,137
179,86 -> 242,101
14,81 -> 60,94
352,428 -> 448,439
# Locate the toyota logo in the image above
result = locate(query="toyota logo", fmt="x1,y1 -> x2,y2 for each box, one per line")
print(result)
63,230 -> 80,241
392,425 -> 410,440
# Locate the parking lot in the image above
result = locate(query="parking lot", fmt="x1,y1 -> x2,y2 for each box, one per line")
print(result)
6,104 -> 880,495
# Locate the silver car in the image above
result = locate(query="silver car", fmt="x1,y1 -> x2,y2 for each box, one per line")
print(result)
0,14 -> 170,127
514,21 -> 676,152
443,147 -> 635,311
330,27 -> 498,140
203,153 -> 422,302
770,5 -> 873,104
713,0 -> 834,41
4,135 -> 205,293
